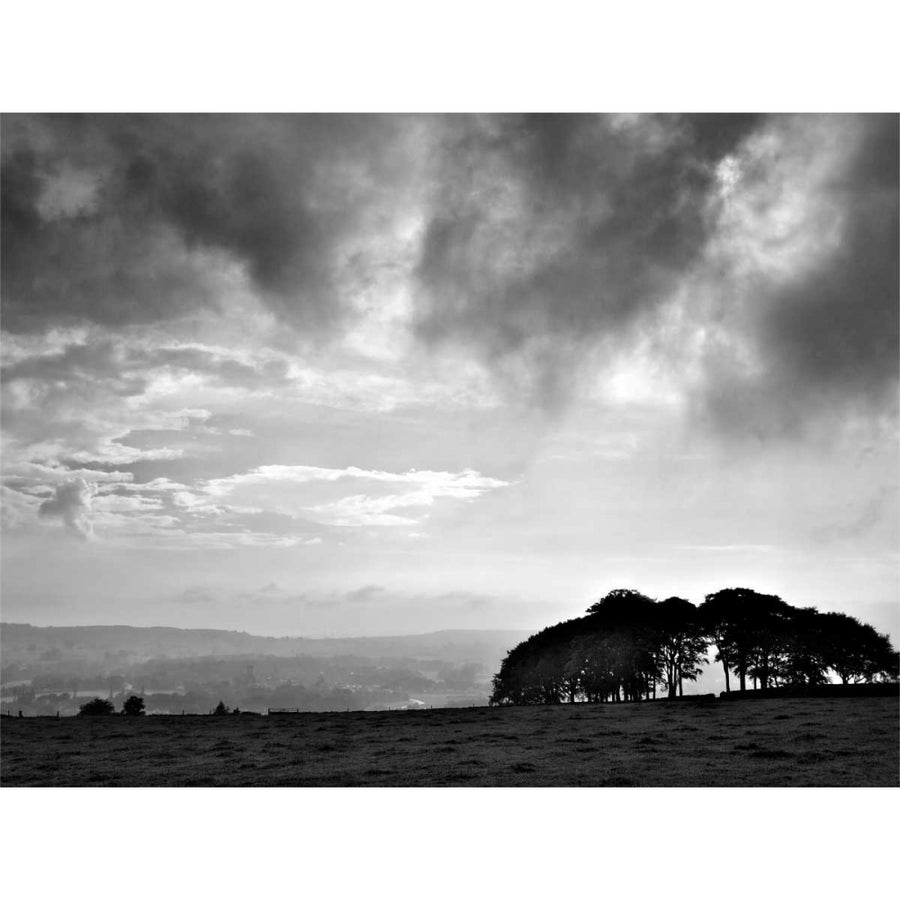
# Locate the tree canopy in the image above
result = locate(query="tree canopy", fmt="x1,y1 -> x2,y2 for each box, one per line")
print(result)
78,697 -> 115,716
490,587 -> 896,705
122,695 -> 145,716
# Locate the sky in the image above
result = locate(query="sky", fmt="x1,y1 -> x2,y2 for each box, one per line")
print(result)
1,113 -> 897,640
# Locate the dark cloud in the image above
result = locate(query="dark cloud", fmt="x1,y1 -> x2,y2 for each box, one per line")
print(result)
38,478 -> 96,539
412,114 -> 764,405
1,123 -> 219,331
1,114 -> 411,333
699,114 -> 899,436
412,114 -> 897,427
760,116 -> 897,404
4,114 -> 895,438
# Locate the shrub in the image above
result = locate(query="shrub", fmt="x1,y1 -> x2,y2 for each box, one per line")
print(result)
122,695 -> 146,716
78,697 -> 115,717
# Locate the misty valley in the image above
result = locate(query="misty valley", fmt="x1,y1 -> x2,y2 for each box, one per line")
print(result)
1,624 -> 529,717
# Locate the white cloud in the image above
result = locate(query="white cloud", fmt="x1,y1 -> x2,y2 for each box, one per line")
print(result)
67,444 -> 185,465
92,494 -> 164,514
118,478 -> 191,493
205,464 -> 509,497
2,460 -> 134,485
202,464 -> 512,528
309,494 -> 422,527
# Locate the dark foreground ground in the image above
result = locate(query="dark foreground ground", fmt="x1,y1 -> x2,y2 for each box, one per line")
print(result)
2,697 -> 897,787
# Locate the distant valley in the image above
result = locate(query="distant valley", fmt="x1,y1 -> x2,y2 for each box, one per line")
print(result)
0,623 -> 531,716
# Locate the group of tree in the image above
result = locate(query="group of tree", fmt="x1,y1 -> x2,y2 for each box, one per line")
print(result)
77,696 -> 252,716
490,588 -> 898,706
78,695 -> 146,716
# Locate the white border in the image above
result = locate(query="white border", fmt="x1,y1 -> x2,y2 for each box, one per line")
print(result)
2,2 -> 898,896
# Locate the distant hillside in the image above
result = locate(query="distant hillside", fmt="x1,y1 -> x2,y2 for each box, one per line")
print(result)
0,623 -> 530,669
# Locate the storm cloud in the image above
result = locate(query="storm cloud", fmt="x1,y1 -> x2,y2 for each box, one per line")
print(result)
2,114 -> 896,437
1,114 -> 416,333
411,114 -> 898,427
412,115 -> 762,395
696,114 -> 899,436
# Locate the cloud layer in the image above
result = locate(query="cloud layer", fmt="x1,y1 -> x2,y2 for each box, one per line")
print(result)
2,116 -> 415,331
4,113 -> 895,434
2,114 -> 897,572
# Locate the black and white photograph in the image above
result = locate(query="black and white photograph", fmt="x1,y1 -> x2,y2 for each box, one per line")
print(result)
0,3 -> 897,897
3,105 -> 897,787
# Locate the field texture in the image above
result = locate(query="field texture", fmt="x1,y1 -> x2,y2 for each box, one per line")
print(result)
2,697 -> 897,787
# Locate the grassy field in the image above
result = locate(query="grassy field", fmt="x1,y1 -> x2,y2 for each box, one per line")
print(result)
1,697 -> 897,787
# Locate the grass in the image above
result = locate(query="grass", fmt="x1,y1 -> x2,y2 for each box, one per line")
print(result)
1,697 -> 896,787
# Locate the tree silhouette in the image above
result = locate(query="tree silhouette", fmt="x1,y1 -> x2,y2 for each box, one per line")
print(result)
78,697 -> 115,716
656,597 -> 709,698
816,612 -> 896,683
492,589 -> 665,705
122,695 -> 145,716
700,588 -> 789,691
764,607 -> 829,686
491,585 -> 897,706
566,634 -> 617,702
586,590 -> 661,701
212,700 -> 230,715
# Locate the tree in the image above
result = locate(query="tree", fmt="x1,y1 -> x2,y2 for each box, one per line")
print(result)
78,697 -> 115,716
212,700 -> 230,715
491,589 -> 666,706
817,612 -> 897,684
490,617 -> 591,705
566,635 -> 617,703
122,695 -> 146,716
586,590 -> 661,701
765,607 -> 830,686
700,588 -> 789,691
585,588 -> 656,620
656,597 -> 709,699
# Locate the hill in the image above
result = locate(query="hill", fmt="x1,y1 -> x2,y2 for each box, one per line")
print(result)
0,622 -> 530,667
2,696 -> 896,787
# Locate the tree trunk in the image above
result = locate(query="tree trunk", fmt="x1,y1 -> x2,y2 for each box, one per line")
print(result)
722,656 -> 730,692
